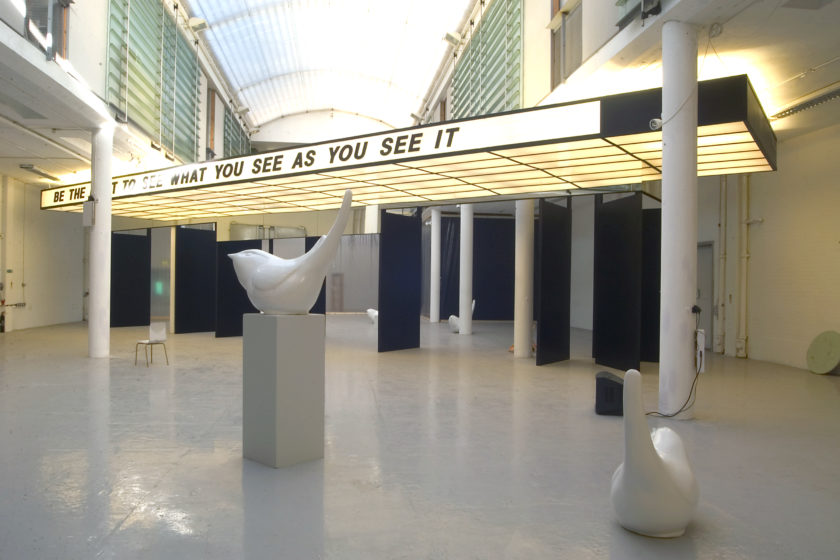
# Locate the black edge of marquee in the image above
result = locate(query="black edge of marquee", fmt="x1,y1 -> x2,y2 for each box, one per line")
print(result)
599,74 -> 776,169
41,75 -> 776,210
744,79 -> 777,170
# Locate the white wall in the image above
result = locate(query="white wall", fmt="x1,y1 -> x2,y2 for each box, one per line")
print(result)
743,124 -> 840,369
522,0 -> 551,107
67,0 -> 109,100
581,0 -> 619,63
0,177 -> 84,331
213,207 -> 363,242
212,90 -> 225,158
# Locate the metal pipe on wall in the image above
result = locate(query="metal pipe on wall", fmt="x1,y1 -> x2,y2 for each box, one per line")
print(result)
736,174 -> 751,358
715,176 -> 727,353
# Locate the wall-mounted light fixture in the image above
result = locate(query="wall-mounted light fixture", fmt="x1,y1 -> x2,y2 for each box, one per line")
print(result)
444,31 -> 461,47
19,163 -> 59,182
188,17 -> 208,32
641,0 -> 662,19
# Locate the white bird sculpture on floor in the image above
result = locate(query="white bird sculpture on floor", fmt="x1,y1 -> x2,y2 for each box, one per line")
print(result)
229,190 -> 352,315
610,369 -> 698,538
447,299 -> 476,333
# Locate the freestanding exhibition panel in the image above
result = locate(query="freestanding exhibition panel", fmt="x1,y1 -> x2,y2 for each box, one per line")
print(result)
536,198 -> 571,366
216,240 -> 261,337
640,209 -> 662,363
110,230 -> 151,327
593,193 -> 643,371
174,227 -> 217,333
378,210 -> 421,352
473,218 -> 516,320
437,216 -> 516,321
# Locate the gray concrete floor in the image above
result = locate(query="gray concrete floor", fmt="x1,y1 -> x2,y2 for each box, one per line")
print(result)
1,315 -> 838,559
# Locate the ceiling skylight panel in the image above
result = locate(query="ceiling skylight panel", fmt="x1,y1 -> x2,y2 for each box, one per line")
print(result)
493,185 -> 574,195
697,132 -> 754,147
404,184 -> 484,195
698,164 -> 771,176
697,142 -> 759,156
537,154 -> 634,170
424,190 -> 493,201
446,166 -> 539,180
495,139 -> 610,158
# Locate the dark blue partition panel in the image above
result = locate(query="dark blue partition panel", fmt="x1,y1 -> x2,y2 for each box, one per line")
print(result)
536,199 -> 571,365
438,216 -> 515,321
216,240 -> 261,337
593,193 -> 643,371
304,236 -> 327,314
175,227 -> 217,333
473,218 -> 515,320
439,216 -> 460,320
378,210 -> 421,352
640,208 -> 661,362
111,231 -> 151,327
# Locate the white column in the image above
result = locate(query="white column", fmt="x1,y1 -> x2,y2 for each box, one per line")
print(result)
429,207 -> 441,323
514,199 -> 534,357
88,124 -> 114,358
363,204 -> 379,233
659,21 -> 698,419
459,204 -> 473,335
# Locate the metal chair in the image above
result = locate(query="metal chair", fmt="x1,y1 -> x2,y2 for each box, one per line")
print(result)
135,321 -> 169,366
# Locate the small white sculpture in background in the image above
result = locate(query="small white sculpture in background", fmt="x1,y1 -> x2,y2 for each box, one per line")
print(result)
229,190 -> 352,315
448,299 -> 476,333
610,369 -> 698,538
366,308 -> 378,326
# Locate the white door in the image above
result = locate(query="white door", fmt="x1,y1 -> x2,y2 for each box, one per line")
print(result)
696,243 -> 714,349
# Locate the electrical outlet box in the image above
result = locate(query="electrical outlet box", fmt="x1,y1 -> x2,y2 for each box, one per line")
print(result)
695,329 -> 706,373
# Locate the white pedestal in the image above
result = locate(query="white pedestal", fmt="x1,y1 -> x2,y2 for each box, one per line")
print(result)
243,313 -> 325,468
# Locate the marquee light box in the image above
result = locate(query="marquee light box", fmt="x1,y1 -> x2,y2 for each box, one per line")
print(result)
42,75 -> 775,221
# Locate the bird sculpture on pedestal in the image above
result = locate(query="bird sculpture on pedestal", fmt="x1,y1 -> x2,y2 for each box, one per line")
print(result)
229,190 -> 352,314
610,369 -> 698,537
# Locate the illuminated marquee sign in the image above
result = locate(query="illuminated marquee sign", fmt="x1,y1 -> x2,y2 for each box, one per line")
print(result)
41,101 -> 601,209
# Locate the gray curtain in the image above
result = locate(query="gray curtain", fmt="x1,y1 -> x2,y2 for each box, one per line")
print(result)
326,234 -> 379,312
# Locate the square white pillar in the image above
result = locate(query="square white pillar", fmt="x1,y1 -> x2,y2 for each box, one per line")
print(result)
243,313 -> 325,468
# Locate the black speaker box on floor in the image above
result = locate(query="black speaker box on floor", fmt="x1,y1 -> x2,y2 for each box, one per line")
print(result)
595,371 -> 624,415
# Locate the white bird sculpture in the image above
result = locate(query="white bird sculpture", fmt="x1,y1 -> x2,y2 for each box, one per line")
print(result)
447,299 -> 476,333
366,308 -> 379,326
610,369 -> 698,538
229,190 -> 352,315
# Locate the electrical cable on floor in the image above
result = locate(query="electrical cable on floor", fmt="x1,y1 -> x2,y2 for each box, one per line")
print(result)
646,308 -> 702,418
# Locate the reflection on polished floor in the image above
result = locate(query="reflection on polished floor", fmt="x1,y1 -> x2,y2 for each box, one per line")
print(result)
1,315 -> 839,559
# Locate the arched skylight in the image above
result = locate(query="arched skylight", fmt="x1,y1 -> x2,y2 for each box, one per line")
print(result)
184,0 -> 473,130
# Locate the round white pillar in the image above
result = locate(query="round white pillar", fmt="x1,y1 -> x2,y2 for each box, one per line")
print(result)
659,21 -> 698,418
429,207 -> 441,323
459,204 -> 473,335
88,123 -> 114,358
514,199 -> 534,358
